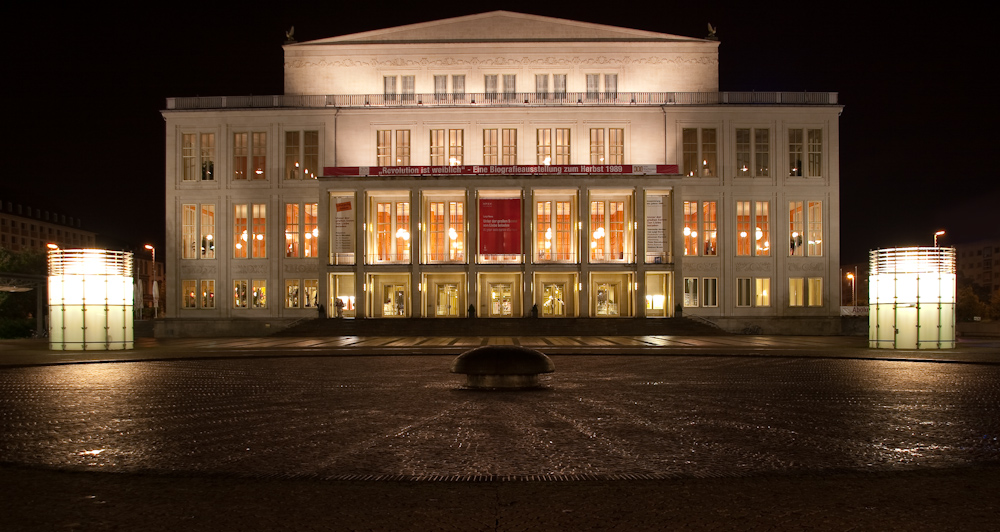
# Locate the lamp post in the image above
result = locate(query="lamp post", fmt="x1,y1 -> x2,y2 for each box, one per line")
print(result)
846,272 -> 856,307
934,230 -> 945,247
144,244 -> 156,319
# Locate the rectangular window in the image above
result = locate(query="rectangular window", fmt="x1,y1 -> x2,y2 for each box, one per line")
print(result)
252,279 -> 267,308
448,129 -> 463,165
285,204 -> 300,258
233,132 -> 266,180
555,128 -> 570,164
285,279 -> 300,308
434,75 -> 448,99
590,129 -> 605,164
683,201 -> 698,256
683,277 -> 699,307
182,280 -> 197,308
537,200 -> 573,262
755,278 -> 771,307
485,74 -> 498,96
808,201 -> 823,256
284,130 -> 318,179
608,128 -> 624,164
808,277 -> 823,307
303,203 -> 318,257
502,128 -> 517,164
682,128 -> 716,177
401,75 -> 414,101
789,278 -> 804,307
452,75 -> 465,96
430,129 -> 445,165
183,204 -> 215,260
702,201 -> 717,256
234,203 -> 266,258
553,74 -> 567,98
234,279 -> 248,308
384,76 -> 396,99
427,200 -> 465,262
590,199 -> 626,262
182,204 -> 197,259
373,199 -> 410,263
200,280 -> 215,308
604,74 -> 618,95
586,74 -> 600,98
537,129 -> 552,164
789,201 -> 804,257
535,74 -> 549,98
737,278 -> 752,307
396,130 -> 410,165
303,279 -> 318,308
182,134 -> 196,181
377,130 -> 392,166
789,128 -> 823,177
484,129 -> 498,165
736,128 -> 769,177
755,201 -> 770,256
502,74 -> 516,99
702,278 -> 718,307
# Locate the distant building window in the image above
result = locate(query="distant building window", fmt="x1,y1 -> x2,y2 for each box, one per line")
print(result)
233,132 -> 266,180
181,133 -> 215,181
682,128 -> 717,177
284,130 -> 319,179
736,128 -> 769,177
789,128 -> 823,176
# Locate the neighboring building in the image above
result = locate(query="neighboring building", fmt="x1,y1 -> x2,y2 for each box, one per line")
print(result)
134,255 -> 166,319
0,200 -> 96,253
955,239 -> 1000,294
161,11 -> 842,336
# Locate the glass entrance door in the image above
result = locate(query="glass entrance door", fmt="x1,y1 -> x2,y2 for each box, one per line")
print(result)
436,284 -> 460,316
595,282 -> 619,316
489,283 -> 513,317
542,283 -> 565,316
382,284 -> 407,317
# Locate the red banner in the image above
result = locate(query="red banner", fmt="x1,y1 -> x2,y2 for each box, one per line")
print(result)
479,198 -> 521,255
324,164 -> 679,177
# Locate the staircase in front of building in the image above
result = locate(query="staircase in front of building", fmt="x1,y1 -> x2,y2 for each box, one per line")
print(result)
272,316 -> 728,337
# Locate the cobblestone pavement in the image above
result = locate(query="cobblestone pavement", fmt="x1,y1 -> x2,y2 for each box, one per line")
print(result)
1,336 -> 999,530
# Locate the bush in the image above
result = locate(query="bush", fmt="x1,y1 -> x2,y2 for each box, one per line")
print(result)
0,318 -> 34,339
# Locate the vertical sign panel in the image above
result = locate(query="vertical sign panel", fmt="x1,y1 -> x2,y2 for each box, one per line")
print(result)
478,198 -> 521,255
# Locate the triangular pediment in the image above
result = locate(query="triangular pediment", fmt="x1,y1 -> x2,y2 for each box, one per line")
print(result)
296,11 -> 705,45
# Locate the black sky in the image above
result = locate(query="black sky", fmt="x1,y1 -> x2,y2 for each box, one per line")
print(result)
5,1 -> 997,263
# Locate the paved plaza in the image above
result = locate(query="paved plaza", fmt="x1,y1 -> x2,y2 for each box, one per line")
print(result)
1,335 -> 999,530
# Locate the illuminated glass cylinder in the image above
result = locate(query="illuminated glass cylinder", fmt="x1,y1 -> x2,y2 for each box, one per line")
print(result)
869,247 -> 955,349
48,249 -> 134,350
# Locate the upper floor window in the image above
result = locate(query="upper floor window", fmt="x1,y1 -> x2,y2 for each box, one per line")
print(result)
234,203 -> 266,259
233,132 -> 266,180
682,201 -> 717,256
484,128 -> 518,165
181,133 -> 215,181
284,131 -> 318,180
537,128 -> 570,165
736,128 -> 769,177
430,129 -> 463,166
789,128 -> 823,177
736,201 -> 770,256
384,75 -> 415,101
535,74 -> 549,99
589,128 -> 624,164
788,201 -> 823,257
181,204 -> 215,259
376,130 -> 410,166
285,203 -> 319,258
682,128 -> 717,177
586,74 -> 618,99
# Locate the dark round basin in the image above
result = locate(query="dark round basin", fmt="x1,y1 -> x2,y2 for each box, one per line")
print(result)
451,345 -> 554,389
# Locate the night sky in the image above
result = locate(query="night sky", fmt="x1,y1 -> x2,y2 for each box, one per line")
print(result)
5,1 -> 997,263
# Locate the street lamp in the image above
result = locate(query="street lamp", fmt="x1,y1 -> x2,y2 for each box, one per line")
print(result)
144,244 -> 157,319
934,230 -> 945,247
846,272 -> 856,307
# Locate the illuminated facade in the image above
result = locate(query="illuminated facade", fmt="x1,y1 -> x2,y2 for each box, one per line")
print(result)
161,11 -> 842,335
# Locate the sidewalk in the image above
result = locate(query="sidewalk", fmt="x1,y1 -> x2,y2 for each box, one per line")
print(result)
2,335 -> 999,367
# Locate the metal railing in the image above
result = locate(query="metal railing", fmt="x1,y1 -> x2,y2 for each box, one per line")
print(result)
167,91 -> 838,110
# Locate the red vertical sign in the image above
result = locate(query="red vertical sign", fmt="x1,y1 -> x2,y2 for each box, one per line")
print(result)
478,198 -> 521,254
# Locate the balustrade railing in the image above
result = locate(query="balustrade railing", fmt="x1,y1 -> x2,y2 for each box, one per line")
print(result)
167,92 -> 837,110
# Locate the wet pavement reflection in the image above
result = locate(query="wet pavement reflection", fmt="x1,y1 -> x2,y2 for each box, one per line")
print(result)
1,356 -> 998,480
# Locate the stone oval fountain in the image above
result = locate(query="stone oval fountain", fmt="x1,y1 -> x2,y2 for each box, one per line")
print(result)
451,345 -> 554,389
